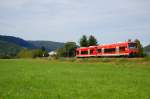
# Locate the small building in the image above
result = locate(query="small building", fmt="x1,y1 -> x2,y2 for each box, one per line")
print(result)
48,51 -> 57,56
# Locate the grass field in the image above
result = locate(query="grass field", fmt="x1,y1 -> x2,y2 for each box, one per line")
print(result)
0,59 -> 150,99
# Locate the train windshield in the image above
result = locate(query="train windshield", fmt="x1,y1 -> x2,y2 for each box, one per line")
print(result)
128,43 -> 137,49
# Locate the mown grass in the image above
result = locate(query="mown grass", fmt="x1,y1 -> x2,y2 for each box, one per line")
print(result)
0,59 -> 150,99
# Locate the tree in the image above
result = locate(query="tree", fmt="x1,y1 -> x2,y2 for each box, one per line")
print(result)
40,46 -> 49,57
57,48 -> 66,57
79,35 -> 88,47
41,46 -> 46,52
64,42 -> 77,57
134,39 -> 144,57
57,42 -> 77,57
88,35 -> 98,46
43,51 -> 49,57
32,49 -> 43,58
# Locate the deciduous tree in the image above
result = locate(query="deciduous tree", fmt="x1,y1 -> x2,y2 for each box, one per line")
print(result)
134,39 -> 144,57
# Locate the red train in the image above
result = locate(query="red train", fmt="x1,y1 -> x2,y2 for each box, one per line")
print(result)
76,41 -> 139,57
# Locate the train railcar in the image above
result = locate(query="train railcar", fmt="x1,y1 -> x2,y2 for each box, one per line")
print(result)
76,41 -> 139,58
76,46 -> 97,57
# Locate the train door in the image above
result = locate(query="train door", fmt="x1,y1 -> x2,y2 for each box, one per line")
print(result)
116,46 -> 119,54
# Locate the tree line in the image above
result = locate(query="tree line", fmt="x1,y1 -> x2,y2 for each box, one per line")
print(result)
16,46 -> 49,58
79,35 -> 98,47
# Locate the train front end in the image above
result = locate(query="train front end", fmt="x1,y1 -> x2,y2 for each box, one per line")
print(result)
128,42 -> 139,57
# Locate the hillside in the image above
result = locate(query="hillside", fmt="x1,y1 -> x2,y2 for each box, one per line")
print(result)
0,40 -> 22,58
0,35 -> 65,58
0,35 -> 35,48
28,41 -> 65,51
0,35 -> 34,58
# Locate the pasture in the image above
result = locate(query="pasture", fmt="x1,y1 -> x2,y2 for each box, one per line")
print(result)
0,59 -> 150,99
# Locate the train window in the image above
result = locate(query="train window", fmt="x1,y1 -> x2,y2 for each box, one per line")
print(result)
104,48 -> 116,53
90,50 -> 93,54
81,51 -> 88,54
76,51 -> 79,55
119,47 -> 126,52
128,43 -> 137,49
97,49 -> 101,53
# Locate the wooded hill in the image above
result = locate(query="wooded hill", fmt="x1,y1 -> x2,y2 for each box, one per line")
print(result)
0,35 -> 64,58
28,41 -> 65,52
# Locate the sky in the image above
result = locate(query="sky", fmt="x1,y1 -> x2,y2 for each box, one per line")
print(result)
0,0 -> 150,46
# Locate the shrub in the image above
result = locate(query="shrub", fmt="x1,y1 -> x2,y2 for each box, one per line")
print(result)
17,49 -> 33,58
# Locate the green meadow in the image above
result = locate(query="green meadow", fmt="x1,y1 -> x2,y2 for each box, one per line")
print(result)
0,59 -> 150,99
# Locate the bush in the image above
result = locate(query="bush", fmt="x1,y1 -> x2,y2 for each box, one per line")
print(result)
57,42 -> 77,57
17,49 -> 33,58
32,49 -> 43,58
0,55 -> 12,59
17,49 -> 46,58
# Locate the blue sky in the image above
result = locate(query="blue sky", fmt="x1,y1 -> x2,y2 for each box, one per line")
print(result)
0,0 -> 150,46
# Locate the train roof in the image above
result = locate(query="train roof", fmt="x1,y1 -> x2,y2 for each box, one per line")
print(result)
76,41 -> 136,50
76,46 -> 97,50
98,41 -> 135,46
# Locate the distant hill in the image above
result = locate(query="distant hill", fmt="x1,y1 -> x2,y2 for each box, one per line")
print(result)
28,41 -> 65,52
0,40 -> 22,58
0,35 -> 65,58
0,35 -> 35,49
144,44 -> 150,55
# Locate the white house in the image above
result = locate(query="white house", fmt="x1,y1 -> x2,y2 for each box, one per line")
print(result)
48,51 -> 57,56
